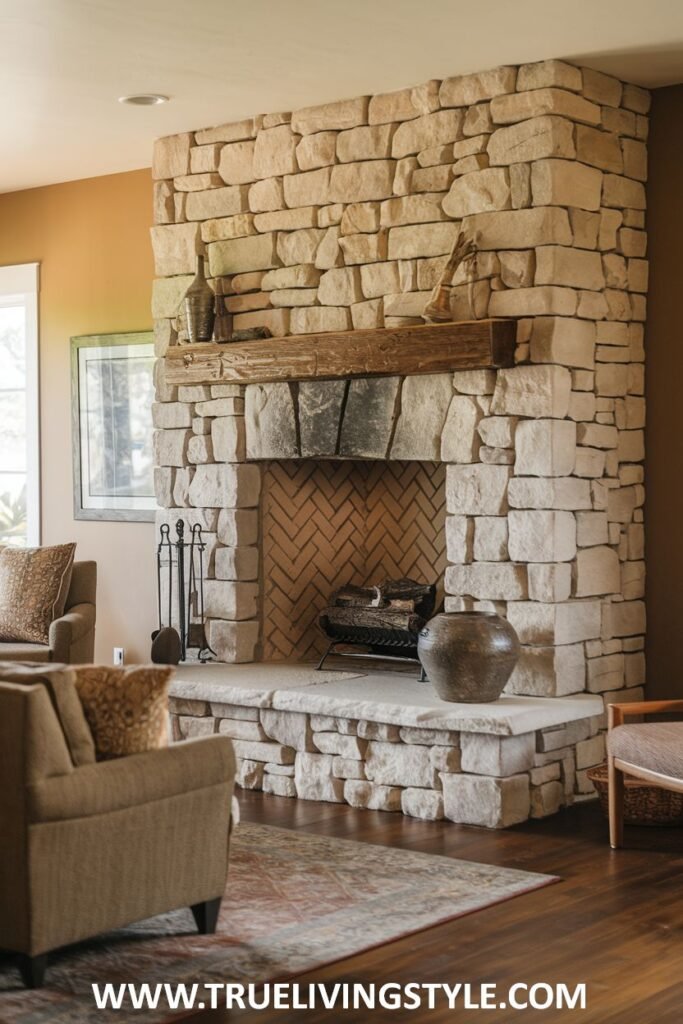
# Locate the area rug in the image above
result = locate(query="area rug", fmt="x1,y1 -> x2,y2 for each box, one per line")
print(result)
0,823 -> 556,1023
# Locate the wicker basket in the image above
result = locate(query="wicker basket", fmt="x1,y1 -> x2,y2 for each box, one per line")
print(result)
587,762 -> 683,827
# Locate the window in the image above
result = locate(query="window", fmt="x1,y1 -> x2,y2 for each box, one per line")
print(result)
0,263 -> 39,546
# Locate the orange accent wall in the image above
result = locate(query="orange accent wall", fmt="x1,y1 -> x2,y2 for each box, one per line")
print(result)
0,169 -> 156,663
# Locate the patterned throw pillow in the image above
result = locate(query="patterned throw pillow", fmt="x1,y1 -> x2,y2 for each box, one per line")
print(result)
0,543 -> 76,645
74,665 -> 173,760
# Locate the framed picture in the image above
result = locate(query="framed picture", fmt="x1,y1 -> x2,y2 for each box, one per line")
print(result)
71,332 -> 156,522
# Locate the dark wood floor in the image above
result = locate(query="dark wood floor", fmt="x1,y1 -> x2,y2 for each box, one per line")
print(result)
192,791 -> 683,1024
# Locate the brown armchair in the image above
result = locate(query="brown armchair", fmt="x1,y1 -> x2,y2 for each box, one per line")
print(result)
0,560 -> 97,664
607,700 -> 683,848
0,677 -> 236,988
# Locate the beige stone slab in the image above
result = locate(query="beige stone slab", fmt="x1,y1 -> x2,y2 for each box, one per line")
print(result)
170,664 -> 364,709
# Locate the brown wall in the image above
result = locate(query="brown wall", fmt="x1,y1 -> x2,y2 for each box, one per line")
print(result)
645,86 -> 683,698
0,169 -> 156,663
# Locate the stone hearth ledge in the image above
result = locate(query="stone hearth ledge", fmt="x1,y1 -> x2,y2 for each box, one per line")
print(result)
170,663 -> 602,736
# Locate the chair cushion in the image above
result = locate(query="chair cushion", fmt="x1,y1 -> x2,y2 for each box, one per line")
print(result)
74,665 -> 173,761
0,542 -> 76,644
608,722 -> 683,780
0,661 -> 96,766
0,642 -> 50,662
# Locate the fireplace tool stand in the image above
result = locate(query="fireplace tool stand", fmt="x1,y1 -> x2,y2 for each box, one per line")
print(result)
152,520 -> 215,664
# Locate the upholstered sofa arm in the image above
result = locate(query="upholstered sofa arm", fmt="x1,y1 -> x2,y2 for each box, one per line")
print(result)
608,700 -> 683,728
28,735 -> 236,824
49,604 -> 96,663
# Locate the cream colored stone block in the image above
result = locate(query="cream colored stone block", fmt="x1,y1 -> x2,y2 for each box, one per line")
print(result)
446,464 -> 510,515
387,221 -> 458,260
517,60 -> 582,93
508,477 -> 591,511
153,428 -> 190,468
507,600 -> 601,645
574,546 -> 621,597
534,245 -> 605,291
252,125 -> 298,178
217,140 -> 255,184
440,66 -> 517,107
445,515 -> 473,564
341,202 -> 381,234
290,306 -> 351,334
204,580 -> 259,621
401,788 -> 444,820
188,463 -> 260,508
201,214 -> 256,242
527,563 -> 572,602
365,741 -> 433,788
329,160 -> 395,203
153,133 -> 192,179
252,208 -> 317,234
473,517 -> 508,561
392,156 -> 418,195
515,419 -> 577,476
315,225 -> 343,269
379,193 -> 447,227
575,125 -> 623,173
461,732 -> 535,776
491,88 -> 600,126
488,116 -> 575,165
211,416 -> 246,462
507,643 -> 585,697
151,223 -> 201,276
583,68 -> 622,107
269,288 -> 318,307
152,276 -> 193,319
153,180 -> 175,225
464,207 -> 572,250
463,103 -> 493,137
261,265 -> 320,290
369,81 -> 440,124
217,508 -> 258,547
491,364 -> 572,418
339,232 -> 388,264
478,416 -> 517,449
351,298 -> 383,328
195,119 -> 256,146
245,382 -> 297,458
602,174 -> 646,210
208,233 -> 277,276
359,261 -> 401,298
442,773 -> 530,828
276,227 -> 325,266
532,156 -> 602,208
530,317 -> 595,369
576,511 -> 609,547
291,97 -> 368,135
508,510 -> 576,562
214,545 -> 259,582
152,402 -> 192,430
317,266 -> 362,305
622,84 -> 650,114
282,167 -> 331,208
445,562 -> 527,601
390,374 -> 453,460
622,139 -> 648,182
248,177 -> 285,212
498,251 -> 534,288
392,110 -> 463,158
296,131 -> 337,170
442,168 -> 511,218
337,124 -> 394,162
185,185 -> 249,221
570,208 -> 600,249
489,286 -> 577,318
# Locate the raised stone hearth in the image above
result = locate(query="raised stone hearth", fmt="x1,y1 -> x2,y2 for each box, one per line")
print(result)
169,664 -> 604,827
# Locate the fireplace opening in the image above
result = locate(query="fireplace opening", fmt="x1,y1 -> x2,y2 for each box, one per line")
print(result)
260,460 -> 447,662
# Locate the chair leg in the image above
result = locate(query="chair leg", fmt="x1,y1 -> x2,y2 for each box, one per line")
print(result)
190,897 -> 222,935
18,953 -> 48,989
608,755 -> 625,849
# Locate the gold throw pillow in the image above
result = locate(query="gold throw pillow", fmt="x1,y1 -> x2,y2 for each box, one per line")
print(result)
74,665 -> 173,760
0,543 -> 76,645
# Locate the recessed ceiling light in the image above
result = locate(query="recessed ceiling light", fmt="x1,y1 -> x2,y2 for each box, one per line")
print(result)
118,94 -> 169,106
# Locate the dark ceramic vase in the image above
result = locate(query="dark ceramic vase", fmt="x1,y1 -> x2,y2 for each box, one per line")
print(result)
417,611 -> 520,703
184,255 -> 215,342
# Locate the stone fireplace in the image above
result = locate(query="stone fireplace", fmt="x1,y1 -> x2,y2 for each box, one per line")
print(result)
151,57 -> 648,826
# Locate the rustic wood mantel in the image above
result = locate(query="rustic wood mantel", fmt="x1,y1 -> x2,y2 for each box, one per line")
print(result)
164,318 -> 516,387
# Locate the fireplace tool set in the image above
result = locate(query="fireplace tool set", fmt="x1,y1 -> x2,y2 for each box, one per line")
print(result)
317,578 -> 438,680
151,520 -> 214,665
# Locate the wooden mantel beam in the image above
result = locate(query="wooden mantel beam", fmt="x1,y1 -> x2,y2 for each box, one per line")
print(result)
164,318 -> 516,387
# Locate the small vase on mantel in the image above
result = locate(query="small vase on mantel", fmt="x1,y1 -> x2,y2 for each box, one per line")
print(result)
417,611 -> 520,703
183,255 -> 215,343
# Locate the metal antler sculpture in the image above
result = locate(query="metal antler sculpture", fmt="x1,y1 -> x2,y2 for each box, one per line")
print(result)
422,230 -> 477,323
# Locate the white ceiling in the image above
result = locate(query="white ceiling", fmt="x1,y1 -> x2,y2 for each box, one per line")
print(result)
2,0 -> 683,193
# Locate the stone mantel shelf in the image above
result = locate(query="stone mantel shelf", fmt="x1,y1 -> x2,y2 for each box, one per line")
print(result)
164,318 -> 516,387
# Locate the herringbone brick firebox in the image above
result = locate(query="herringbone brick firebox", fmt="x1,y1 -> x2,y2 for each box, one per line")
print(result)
261,460 -> 446,661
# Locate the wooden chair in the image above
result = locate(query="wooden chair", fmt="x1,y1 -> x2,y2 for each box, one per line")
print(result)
607,700 -> 683,849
